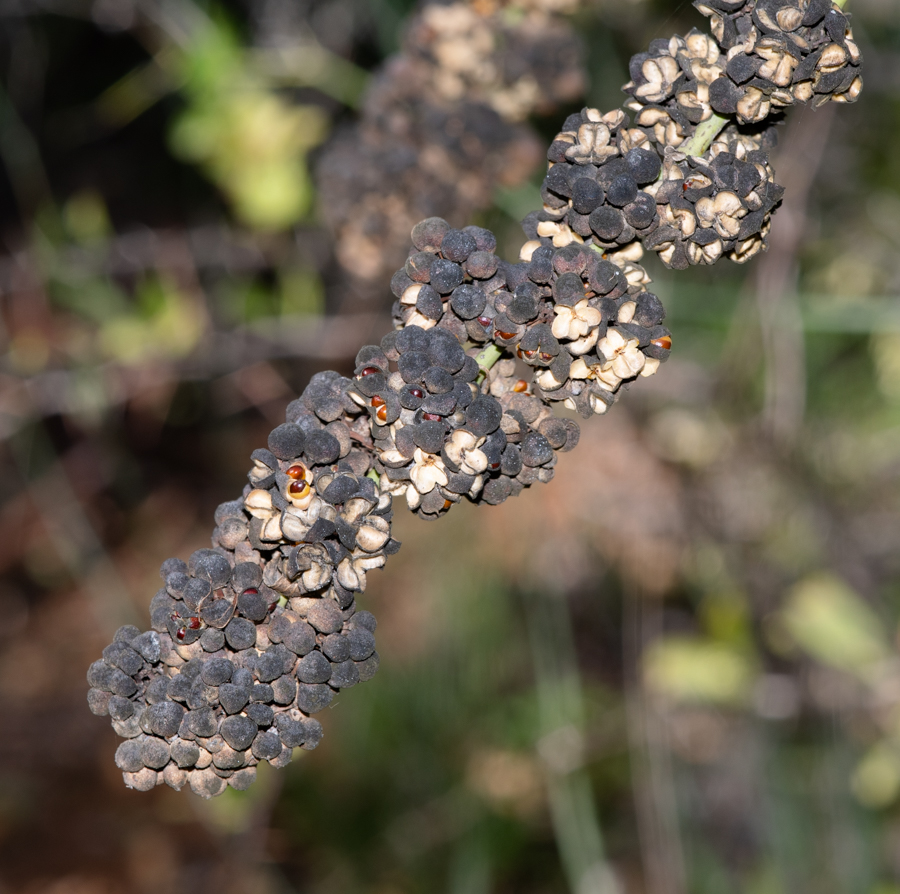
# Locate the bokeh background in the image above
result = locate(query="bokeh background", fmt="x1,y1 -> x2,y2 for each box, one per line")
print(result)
2,0 -> 900,891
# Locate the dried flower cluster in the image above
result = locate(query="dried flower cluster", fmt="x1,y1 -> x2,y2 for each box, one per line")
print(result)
88,0 -> 860,796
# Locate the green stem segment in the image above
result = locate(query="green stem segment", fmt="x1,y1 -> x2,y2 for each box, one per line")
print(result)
475,343 -> 503,376
679,112 -> 730,159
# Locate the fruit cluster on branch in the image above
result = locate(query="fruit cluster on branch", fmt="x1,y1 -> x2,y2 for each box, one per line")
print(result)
87,0 -> 861,797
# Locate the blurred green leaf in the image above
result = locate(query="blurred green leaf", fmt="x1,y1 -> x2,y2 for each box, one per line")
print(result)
643,636 -> 755,705
780,573 -> 890,679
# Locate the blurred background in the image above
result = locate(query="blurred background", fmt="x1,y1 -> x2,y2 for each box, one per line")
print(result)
1,0 -> 899,891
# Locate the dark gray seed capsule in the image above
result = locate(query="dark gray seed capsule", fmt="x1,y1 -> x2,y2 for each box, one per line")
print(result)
87,660 -> 113,691
228,767 -> 258,791
252,730 -> 283,761
411,217 -> 451,251
464,251 -> 499,280
212,746 -> 246,770
132,631 -> 161,664
440,228 -> 477,262
267,426 -> 309,462
284,621 -> 317,656
182,578 -> 211,612
322,475 -> 359,505
145,676 -> 170,705
297,651 -> 332,684
218,683 -> 250,715
109,669 -> 139,699
297,683 -> 334,714
606,175 -> 638,208
322,633 -> 351,662
391,269 -> 415,298
307,600 -> 343,634
355,371 -> 386,397
200,598 -> 234,629
171,739 -> 200,768
571,178 -> 605,214
423,366 -> 455,394
450,284 -> 493,320
552,272 -> 584,306
276,718 -> 306,748
201,658 -> 234,686
251,683 -> 275,703
246,703 -> 274,727
254,650 -> 285,683
709,76 -> 742,115
115,739 -> 144,773
108,695 -> 135,721
219,715 -> 258,751
346,627 -> 376,661
225,618 -> 256,650
412,420 -> 448,455
329,659 -> 359,689
589,206 -> 625,241
351,610 -> 377,632
466,397 -> 502,437
625,148 -> 662,184
272,674 -> 297,706
114,624 -> 141,644
426,331 -> 466,373
416,285 -> 443,321
304,430 -> 341,466
146,701 -> 185,738
624,193 -> 657,229
189,550 -> 232,588
160,557 -> 188,579
141,736 -> 171,770
482,477 -> 512,505
398,350 -> 430,383
200,628 -> 226,652
103,642 -> 143,677
430,259 -> 465,294
396,325 -> 430,354
186,707 -> 218,738
87,688 -> 111,716
406,251 -> 437,282
166,572 -> 189,598
168,675 -> 192,702
355,652 -> 380,683
190,768 -> 227,799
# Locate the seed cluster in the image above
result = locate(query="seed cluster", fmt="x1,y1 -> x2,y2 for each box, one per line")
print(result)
89,0 -> 862,797
88,378 -> 393,797
316,0 -> 584,288
536,0 -> 860,270
693,0 -> 862,118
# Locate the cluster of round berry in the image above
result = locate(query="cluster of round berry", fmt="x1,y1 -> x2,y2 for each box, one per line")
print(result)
534,0 -> 859,269
693,0 -> 862,117
88,374 -> 394,796
316,0 -> 584,287
89,0 -> 862,797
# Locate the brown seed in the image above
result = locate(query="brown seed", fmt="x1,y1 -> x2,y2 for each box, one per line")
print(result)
359,367 -> 380,377
495,329 -> 517,340
376,405 -> 388,422
513,380 -> 528,393
286,463 -> 307,479
289,480 -> 311,498
651,335 -> 672,350
422,412 -> 442,421
410,387 -> 425,399
371,395 -> 385,408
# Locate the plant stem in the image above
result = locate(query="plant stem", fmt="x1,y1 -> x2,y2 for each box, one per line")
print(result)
475,343 -> 502,373
679,112 -> 730,159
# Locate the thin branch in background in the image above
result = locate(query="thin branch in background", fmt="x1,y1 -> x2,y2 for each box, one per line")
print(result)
523,587 -> 621,894
754,105 -> 835,448
623,588 -> 687,894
